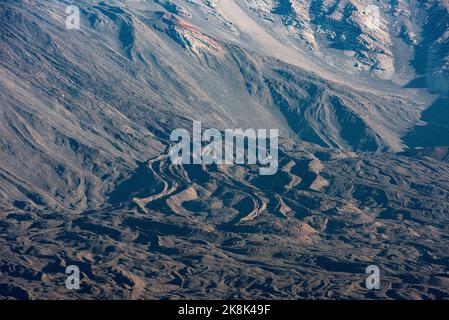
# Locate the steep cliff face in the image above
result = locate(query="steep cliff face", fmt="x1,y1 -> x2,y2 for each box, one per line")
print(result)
425,2 -> 449,95
189,0 -> 448,85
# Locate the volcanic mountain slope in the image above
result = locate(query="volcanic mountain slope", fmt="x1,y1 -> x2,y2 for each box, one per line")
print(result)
0,0 -> 426,214
0,0 -> 448,299
182,0 -> 449,85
